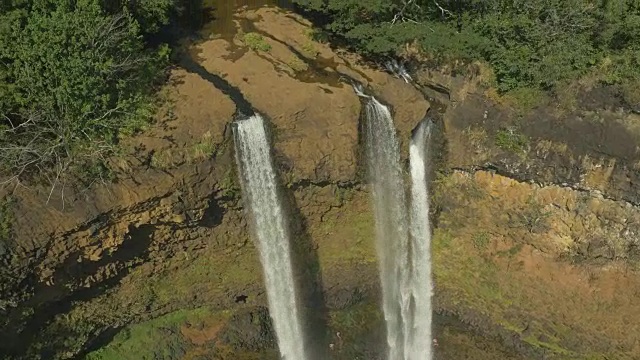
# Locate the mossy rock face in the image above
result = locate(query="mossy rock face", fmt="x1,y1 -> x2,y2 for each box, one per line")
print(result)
86,301 -> 527,360
218,307 -> 276,352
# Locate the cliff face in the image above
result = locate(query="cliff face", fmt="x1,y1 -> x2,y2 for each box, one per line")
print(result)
1,5 -> 639,360
0,7 -> 427,360
417,69 -> 640,358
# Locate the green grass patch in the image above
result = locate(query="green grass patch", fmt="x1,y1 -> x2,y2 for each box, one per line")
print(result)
316,203 -> 376,266
190,131 -> 217,161
503,87 -> 548,112
219,168 -> 241,199
495,129 -> 529,153
85,307 -> 218,360
328,302 -> 384,358
150,149 -> 178,169
243,33 -> 271,52
300,41 -> 319,58
286,57 -> 308,72
432,228 -> 453,251
472,231 -> 490,250
523,335 -> 575,356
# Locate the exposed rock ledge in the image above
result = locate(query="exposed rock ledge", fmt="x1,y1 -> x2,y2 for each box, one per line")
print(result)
192,7 -> 428,183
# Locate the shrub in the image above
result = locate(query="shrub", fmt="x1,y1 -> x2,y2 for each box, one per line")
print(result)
495,129 -> 529,153
294,0 -> 640,98
0,0 -> 169,187
243,32 -> 272,52
190,131 -> 217,161
287,57 -> 309,72
620,79 -> 640,110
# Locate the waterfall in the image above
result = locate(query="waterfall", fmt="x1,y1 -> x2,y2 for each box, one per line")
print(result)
407,120 -> 433,360
361,91 -> 434,360
384,59 -> 412,83
363,97 -> 410,360
233,114 -> 307,360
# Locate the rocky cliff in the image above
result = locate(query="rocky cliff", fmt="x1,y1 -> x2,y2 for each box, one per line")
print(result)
1,4 -> 639,360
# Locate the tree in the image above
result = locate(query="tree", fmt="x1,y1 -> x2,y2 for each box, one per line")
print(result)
294,0 -> 640,97
100,0 -> 181,33
0,0 -> 169,193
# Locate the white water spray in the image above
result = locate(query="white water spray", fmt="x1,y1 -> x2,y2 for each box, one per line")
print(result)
233,114 -> 307,360
352,83 -> 370,98
360,88 -> 434,359
384,59 -> 413,83
363,97 -> 410,360
406,120 -> 434,360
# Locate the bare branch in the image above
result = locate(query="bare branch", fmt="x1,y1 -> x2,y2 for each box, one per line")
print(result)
433,0 -> 454,17
392,0 -> 421,24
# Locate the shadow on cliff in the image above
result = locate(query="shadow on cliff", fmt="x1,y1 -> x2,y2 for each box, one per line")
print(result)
179,55 -> 255,119
0,224 -> 154,359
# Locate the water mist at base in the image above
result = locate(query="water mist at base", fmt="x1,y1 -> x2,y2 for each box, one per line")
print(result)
361,92 -> 433,360
233,114 -> 307,360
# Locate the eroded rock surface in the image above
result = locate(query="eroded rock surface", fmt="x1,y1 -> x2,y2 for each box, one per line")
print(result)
194,7 -> 428,183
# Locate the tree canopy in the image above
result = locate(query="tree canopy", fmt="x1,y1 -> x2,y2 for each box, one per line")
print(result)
1,0 -> 638,189
0,0 -> 171,187
295,0 -> 640,101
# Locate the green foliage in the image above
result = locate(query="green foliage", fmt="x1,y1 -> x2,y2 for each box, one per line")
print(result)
503,87 -> 548,112
99,0 -> 186,34
328,302 -> 383,358
495,129 -> 528,153
0,0 -> 169,185
433,228 -> 453,251
286,56 -> 308,72
85,307 -> 216,360
304,27 -> 329,43
472,231 -> 490,250
150,149 -> 177,169
294,0 -> 640,97
190,131 -> 217,161
300,41 -> 319,58
0,196 -> 13,242
334,185 -> 354,204
619,78 -> 640,108
243,32 -> 272,52
220,168 -> 240,199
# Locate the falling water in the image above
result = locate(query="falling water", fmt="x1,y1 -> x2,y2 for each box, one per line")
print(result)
363,97 -> 410,360
384,59 -> 413,83
406,120 -> 434,360
360,87 -> 435,359
233,114 -> 307,360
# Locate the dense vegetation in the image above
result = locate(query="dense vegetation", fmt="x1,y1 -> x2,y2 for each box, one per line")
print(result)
295,0 -> 640,104
2,0 -> 638,187
0,0 -> 176,188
